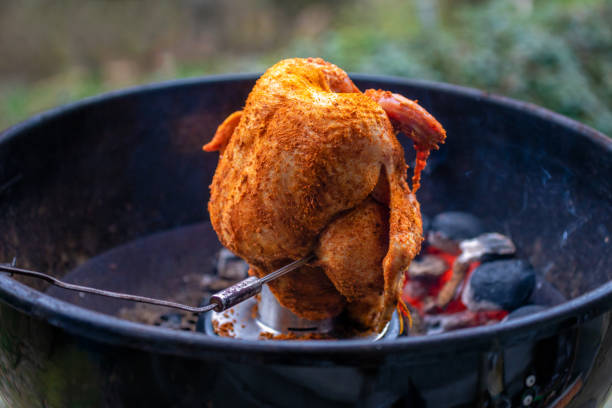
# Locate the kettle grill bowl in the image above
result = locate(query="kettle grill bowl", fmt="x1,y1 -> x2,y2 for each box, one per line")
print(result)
0,75 -> 611,407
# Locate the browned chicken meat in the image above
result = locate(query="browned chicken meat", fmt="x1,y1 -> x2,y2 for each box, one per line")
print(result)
204,58 -> 446,332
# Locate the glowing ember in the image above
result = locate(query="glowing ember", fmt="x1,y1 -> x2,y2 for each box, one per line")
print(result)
402,246 -> 508,334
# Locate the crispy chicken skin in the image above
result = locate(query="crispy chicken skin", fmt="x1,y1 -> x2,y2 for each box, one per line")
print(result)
250,264 -> 346,321
205,58 -> 445,331
316,197 -> 389,328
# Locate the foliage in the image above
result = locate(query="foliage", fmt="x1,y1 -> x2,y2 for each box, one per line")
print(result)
0,0 -> 610,136
287,0 -> 612,135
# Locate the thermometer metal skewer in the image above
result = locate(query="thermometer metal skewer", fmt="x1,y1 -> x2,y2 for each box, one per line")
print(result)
0,255 -> 313,314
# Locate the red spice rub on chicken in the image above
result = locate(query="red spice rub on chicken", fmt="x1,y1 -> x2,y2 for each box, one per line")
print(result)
204,58 -> 446,332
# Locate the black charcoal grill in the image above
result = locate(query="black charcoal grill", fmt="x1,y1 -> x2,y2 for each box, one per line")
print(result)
0,74 -> 611,407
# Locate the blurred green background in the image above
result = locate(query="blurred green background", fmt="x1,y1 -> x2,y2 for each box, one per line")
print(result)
0,0 -> 610,136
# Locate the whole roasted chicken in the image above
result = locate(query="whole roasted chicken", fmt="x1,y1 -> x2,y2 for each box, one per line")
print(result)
204,58 -> 446,332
